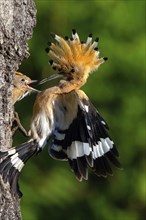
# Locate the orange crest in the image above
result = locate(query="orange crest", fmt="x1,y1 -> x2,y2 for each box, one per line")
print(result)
45,29 -> 107,82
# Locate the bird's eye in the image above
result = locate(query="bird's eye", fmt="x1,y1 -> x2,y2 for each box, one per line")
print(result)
20,78 -> 25,82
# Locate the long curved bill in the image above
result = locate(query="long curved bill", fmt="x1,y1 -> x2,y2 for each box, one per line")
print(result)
38,74 -> 63,85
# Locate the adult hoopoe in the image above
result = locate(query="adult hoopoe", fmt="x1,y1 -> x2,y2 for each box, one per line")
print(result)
0,30 -> 122,198
12,72 -> 39,136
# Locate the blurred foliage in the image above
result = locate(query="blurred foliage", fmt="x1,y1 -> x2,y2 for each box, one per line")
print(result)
13,0 -> 145,220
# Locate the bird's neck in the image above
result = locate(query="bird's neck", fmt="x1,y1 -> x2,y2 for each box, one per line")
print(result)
57,77 -> 87,94
12,87 -> 28,104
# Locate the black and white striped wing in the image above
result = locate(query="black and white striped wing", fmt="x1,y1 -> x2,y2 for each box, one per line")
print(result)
78,98 -> 122,177
49,94 -> 122,181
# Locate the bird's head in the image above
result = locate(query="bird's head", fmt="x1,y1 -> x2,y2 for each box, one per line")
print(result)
14,72 -> 39,93
39,29 -> 107,88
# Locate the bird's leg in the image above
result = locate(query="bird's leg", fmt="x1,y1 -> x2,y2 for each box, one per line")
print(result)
12,112 -> 30,137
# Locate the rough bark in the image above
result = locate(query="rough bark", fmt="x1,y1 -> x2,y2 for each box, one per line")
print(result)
0,0 -> 36,219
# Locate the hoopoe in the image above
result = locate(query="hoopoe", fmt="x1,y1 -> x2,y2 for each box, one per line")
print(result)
12,72 -> 39,136
0,30 -> 122,197
13,72 -> 38,104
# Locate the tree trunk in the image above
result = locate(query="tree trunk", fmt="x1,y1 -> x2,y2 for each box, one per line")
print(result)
0,0 -> 36,219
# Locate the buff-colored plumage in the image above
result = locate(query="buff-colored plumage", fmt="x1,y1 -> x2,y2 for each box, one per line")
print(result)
13,72 -> 38,104
44,30 -> 107,91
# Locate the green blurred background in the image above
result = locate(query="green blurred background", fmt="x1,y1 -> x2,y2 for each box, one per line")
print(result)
14,0 -> 145,219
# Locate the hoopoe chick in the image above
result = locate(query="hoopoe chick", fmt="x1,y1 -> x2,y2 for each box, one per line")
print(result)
13,72 -> 38,104
0,30 -> 121,198
12,72 -> 39,136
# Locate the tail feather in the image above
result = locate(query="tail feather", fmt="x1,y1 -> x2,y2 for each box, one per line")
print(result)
9,167 -> 19,190
11,172 -> 23,198
0,140 -> 38,197
0,151 -> 11,159
0,157 -> 12,176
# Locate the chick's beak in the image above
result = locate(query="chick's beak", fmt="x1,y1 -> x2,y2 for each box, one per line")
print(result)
27,80 -> 40,92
